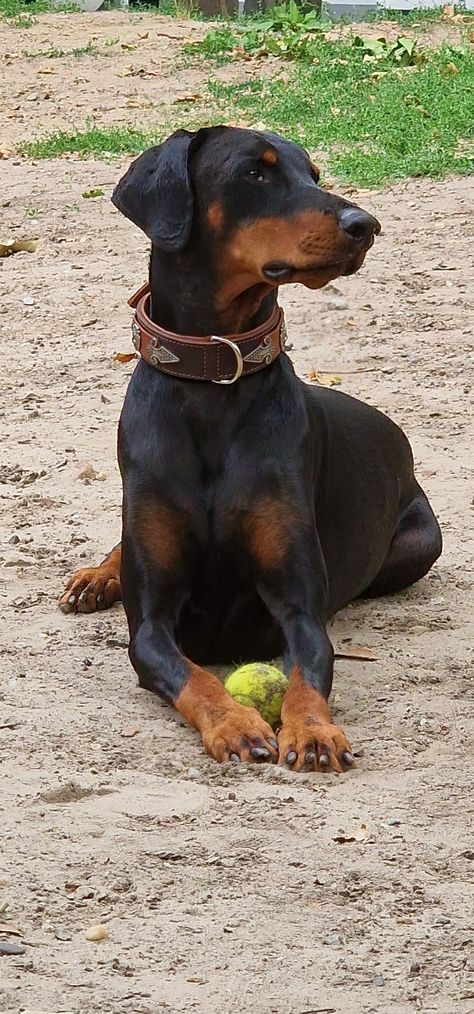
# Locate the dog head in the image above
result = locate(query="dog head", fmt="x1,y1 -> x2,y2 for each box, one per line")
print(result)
112,125 -> 380,292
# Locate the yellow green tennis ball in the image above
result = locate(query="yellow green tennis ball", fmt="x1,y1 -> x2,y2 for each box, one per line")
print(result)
224,663 -> 288,728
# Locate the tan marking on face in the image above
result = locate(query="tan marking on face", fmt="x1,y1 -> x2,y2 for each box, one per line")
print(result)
136,502 -> 181,571
228,211 -> 341,270
261,149 -> 278,166
215,210 -> 346,308
243,499 -> 294,569
207,201 -> 224,231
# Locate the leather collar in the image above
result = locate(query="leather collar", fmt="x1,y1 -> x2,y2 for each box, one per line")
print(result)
128,282 -> 287,384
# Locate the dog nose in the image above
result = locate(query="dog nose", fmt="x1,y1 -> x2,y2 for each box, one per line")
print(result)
339,207 -> 380,243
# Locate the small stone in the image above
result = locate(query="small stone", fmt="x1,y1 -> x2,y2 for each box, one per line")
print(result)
120,725 -> 140,738
55,927 -> 73,941
0,939 -> 26,955
75,886 -> 94,902
386,818 -> 401,827
22,295 -> 35,306
409,961 -> 421,975
187,768 -> 199,779
329,296 -> 348,310
84,923 -> 108,942
8,534 -> 20,545
373,974 -> 385,987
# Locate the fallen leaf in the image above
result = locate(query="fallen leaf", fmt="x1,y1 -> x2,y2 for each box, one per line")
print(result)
308,370 -> 342,387
0,238 -> 38,257
0,922 -> 22,936
120,724 -> 140,738
76,464 -> 106,482
173,93 -> 202,103
445,62 -> 459,73
121,42 -> 137,50
333,834 -> 357,844
82,188 -> 104,199
114,351 -> 138,364
81,317 -> 98,327
334,645 -> 378,661
138,31 -> 149,39
38,66 -> 55,74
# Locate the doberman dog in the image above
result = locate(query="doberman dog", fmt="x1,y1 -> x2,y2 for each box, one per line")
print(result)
59,126 -> 442,772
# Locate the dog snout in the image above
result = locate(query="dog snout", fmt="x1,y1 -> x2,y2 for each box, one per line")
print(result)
339,207 -> 381,244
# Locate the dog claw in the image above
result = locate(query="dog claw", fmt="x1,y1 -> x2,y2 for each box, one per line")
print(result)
342,751 -> 354,766
319,753 -> 330,768
250,746 -> 270,761
305,750 -> 316,765
229,753 -> 241,763
286,751 -> 297,766
268,737 -> 278,750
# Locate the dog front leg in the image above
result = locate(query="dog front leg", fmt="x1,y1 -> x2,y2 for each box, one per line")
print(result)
121,497 -> 278,765
244,499 -> 354,773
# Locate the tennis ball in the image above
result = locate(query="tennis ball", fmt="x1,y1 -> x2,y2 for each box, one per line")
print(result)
224,662 -> 288,728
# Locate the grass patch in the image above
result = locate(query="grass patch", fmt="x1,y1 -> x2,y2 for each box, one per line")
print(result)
363,3 -> 470,26
19,125 -> 160,160
205,34 -> 473,187
0,0 -> 80,18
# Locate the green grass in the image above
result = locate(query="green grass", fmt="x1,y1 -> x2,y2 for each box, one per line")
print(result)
363,3 -> 470,25
19,125 -> 161,160
0,0 -> 80,17
206,38 -> 474,186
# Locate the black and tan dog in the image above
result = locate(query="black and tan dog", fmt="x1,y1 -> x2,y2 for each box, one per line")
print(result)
60,126 -> 442,772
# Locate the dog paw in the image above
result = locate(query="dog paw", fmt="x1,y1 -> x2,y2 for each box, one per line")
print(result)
59,565 -> 121,614
277,719 -> 354,773
202,706 -> 279,765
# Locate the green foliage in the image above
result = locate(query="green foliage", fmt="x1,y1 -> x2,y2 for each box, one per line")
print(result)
352,34 -> 420,66
19,126 -> 159,160
208,39 -> 474,186
0,0 -> 79,21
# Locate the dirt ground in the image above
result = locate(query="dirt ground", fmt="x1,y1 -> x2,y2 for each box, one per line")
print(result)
1,11 -> 474,1014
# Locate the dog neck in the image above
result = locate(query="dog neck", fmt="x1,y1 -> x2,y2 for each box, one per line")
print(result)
148,248 -> 277,337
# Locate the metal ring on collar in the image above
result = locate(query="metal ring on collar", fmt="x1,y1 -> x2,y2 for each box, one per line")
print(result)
210,335 -> 244,385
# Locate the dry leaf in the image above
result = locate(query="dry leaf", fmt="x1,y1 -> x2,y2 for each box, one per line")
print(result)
38,66 -> 55,74
334,645 -> 378,661
0,922 -> 22,936
138,31 -> 149,39
114,351 -> 138,364
121,42 -> 137,50
76,464 -> 106,482
120,724 -> 140,738
0,238 -> 38,257
173,93 -> 202,103
308,370 -> 342,387
445,62 -> 459,74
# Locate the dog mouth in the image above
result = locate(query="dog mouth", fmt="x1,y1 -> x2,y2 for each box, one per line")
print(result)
263,254 -> 363,284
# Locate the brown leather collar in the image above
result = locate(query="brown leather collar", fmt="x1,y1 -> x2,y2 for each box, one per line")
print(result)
128,282 -> 287,384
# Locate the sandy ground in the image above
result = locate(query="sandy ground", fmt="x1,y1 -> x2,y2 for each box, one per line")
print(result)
1,11 -> 474,1014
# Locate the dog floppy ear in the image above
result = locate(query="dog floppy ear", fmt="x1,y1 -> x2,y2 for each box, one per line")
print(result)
111,129 -> 197,251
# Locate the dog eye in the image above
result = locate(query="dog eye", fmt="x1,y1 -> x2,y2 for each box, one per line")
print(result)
247,169 -> 266,183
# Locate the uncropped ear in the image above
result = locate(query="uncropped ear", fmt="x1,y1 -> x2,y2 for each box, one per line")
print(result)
111,129 -> 197,251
